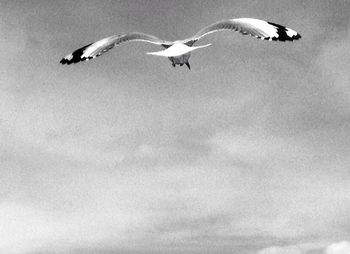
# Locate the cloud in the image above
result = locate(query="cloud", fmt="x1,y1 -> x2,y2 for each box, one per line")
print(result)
257,246 -> 302,254
0,192 -> 155,253
325,242 -> 350,254
208,129 -> 350,239
256,241 -> 336,254
314,24 -> 350,118
0,203 -> 56,254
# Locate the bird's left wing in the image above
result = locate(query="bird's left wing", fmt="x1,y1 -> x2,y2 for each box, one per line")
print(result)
60,32 -> 172,65
183,18 -> 301,46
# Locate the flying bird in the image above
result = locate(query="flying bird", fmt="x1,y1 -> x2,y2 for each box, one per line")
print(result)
60,18 -> 301,69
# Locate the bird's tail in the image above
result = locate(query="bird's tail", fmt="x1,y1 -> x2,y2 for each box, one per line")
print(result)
192,43 -> 212,50
147,43 -> 211,57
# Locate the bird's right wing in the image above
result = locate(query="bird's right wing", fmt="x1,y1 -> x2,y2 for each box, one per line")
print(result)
183,18 -> 301,46
60,32 -> 172,65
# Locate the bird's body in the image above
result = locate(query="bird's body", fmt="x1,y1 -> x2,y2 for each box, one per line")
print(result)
146,43 -> 211,69
60,18 -> 301,69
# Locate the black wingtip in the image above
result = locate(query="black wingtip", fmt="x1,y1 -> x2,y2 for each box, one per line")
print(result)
60,58 -> 72,65
267,21 -> 302,42
185,62 -> 191,70
60,43 -> 92,65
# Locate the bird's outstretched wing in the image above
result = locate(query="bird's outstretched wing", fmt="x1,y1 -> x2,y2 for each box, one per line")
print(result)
60,32 -> 172,65
183,18 -> 301,46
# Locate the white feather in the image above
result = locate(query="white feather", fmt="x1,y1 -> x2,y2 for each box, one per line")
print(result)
146,43 -> 211,57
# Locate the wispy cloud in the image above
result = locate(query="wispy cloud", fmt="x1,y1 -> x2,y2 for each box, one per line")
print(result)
325,242 -> 350,254
257,245 -> 302,254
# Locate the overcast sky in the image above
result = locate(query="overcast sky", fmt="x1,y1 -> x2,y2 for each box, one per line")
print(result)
0,1 -> 350,254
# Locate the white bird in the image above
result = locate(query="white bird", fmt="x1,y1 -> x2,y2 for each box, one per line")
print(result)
60,18 -> 301,69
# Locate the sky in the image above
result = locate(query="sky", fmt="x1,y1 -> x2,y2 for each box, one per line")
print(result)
0,0 -> 350,253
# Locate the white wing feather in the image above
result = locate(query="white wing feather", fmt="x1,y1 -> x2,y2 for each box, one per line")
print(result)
60,32 -> 172,65
146,43 -> 211,57
184,18 -> 301,46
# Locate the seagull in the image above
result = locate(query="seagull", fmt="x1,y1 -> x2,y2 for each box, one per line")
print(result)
60,18 -> 301,69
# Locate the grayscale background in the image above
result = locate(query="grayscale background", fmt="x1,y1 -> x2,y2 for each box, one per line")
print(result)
0,0 -> 349,253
